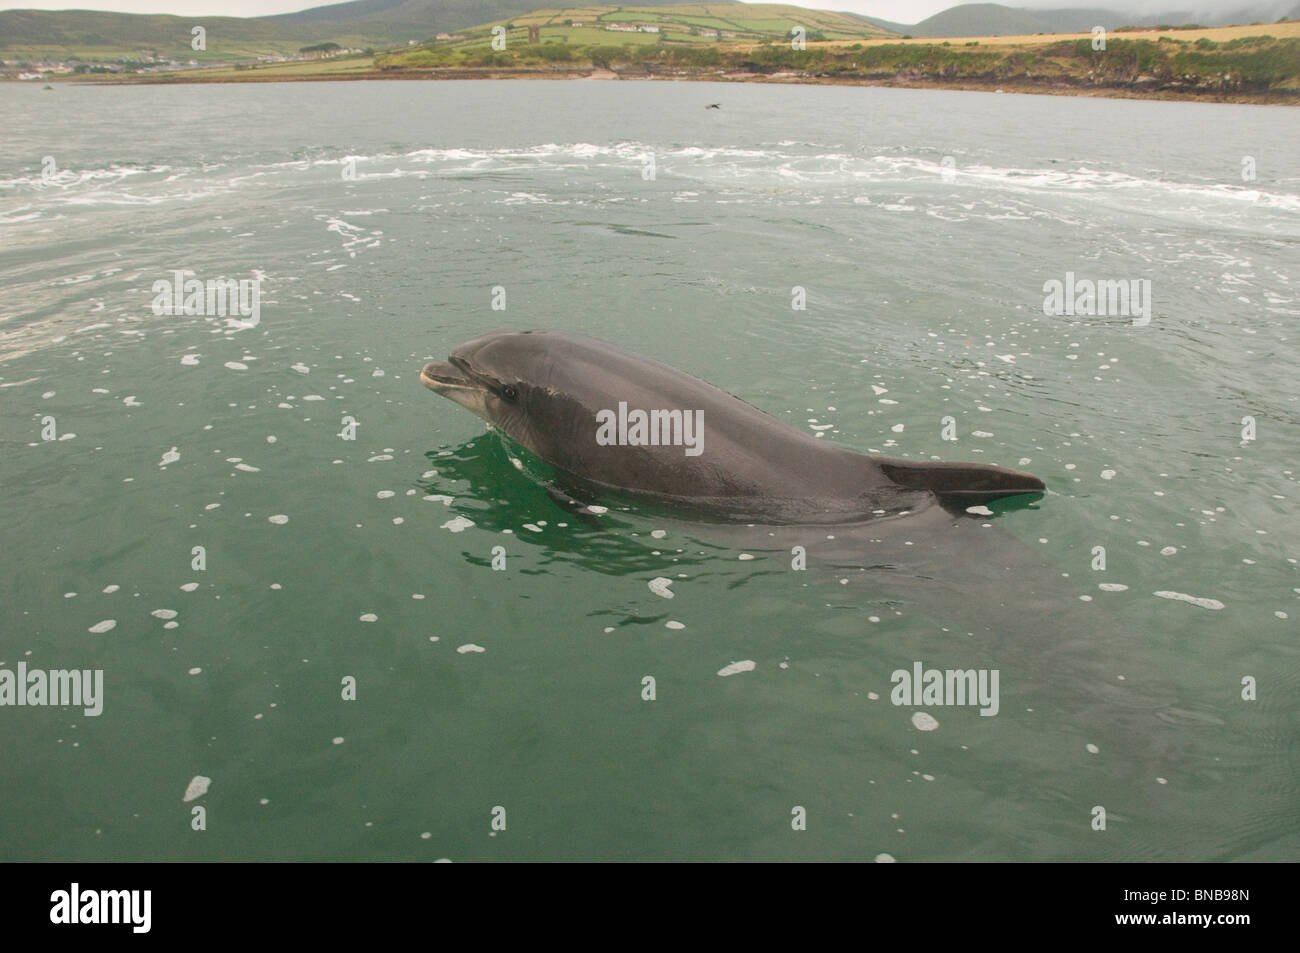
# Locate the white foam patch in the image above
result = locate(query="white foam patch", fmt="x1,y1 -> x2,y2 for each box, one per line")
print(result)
738,553 -> 755,561
717,660 -> 756,677
1101,469 -> 1116,480
874,853 -> 896,863
268,514 -> 289,524
1160,546 -> 1177,555
102,585 -> 119,593
457,644 -> 485,654
441,516 -> 474,533
891,424 -> 904,433
649,577 -> 674,599
368,454 -> 393,462
524,523 -> 542,533
182,776 -> 210,802
1098,583 -> 1128,592
586,505 -> 608,515
151,609 -> 178,620
1154,590 -> 1224,611
123,396 -> 141,407
377,490 -> 395,499
965,505 -> 993,516
359,613 -> 377,622
159,447 -> 180,466
665,621 -> 685,630
911,711 -> 939,731
423,494 -> 453,505
88,619 -> 116,634
235,463 -> 260,472
224,362 -> 248,371
291,363 -> 309,374
1086,743 -> 1099,754
651,529 -> 667,539
188,667 -> 201,675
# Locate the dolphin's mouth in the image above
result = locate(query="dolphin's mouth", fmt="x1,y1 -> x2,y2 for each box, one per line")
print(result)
420,358 -> 485,395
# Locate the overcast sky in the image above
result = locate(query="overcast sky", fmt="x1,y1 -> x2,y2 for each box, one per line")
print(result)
1,1 -> 1284,26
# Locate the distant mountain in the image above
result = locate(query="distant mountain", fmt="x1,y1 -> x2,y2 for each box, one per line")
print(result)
844,12 -> 915,35
898,3 -> 1300,38
0,0 -> 771,60
0,0 -> 534,54
1,1 -> 891,62
910,2 -> 1045,36
266,0 -> 725,23
4,0 -> 1296,61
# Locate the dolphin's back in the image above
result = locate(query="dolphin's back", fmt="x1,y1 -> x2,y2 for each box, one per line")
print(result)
515,333 -> 1041,523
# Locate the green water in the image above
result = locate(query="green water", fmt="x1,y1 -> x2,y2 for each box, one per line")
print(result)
1,80 -> 1296,861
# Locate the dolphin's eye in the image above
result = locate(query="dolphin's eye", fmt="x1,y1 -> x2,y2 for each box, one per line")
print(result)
501,384 -> 518,401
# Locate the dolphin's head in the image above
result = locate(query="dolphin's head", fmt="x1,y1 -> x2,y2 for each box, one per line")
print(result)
421,329 -> 608,466
421,329 -> 723,491
421,330 -> 540,433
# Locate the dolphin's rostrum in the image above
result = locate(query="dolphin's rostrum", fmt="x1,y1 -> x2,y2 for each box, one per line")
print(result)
421,330 -> 1044,524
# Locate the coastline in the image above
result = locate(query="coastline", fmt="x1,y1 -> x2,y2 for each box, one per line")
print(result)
59,68 -> 1299,105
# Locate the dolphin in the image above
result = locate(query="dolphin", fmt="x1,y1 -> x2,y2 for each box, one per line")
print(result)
419,329 -> 1044,524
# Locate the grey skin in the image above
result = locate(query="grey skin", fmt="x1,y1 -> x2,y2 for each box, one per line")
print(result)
420,329 -> 1045,524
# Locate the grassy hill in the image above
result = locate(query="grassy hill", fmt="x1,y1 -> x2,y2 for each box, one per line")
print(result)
7,1 -> 1296,63
8,0 -> 1298,103
379,3 -> 893,68
0,0 -> 574,61
366,17 -> 1299,102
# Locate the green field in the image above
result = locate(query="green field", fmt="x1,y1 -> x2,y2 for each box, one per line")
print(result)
0,3 -> 891,67
13,2 -> 1295,102
371,26 -> 1300,98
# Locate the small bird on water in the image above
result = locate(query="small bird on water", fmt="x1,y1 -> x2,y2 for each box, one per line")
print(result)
706,103 -> 721,109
